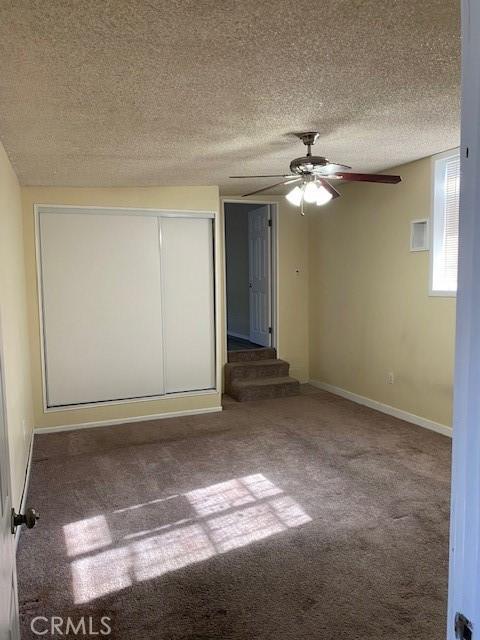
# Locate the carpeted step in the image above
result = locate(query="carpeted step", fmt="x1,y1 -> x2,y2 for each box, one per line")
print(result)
228,347 -> 277,363
229,376 -> 300,402
225,359 -> 290,386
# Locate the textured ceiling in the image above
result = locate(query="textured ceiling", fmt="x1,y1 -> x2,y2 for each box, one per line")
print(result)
0,1 -> 460,193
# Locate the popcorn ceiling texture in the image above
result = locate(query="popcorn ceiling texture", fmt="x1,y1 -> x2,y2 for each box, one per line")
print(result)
0,0 -> 460,191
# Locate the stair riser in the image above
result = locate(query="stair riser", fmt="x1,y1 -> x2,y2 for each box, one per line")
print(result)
226,362 -> 289,382
228,348 -> 276,363
230,381 -> 300,402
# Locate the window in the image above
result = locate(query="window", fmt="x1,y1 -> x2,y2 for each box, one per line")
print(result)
430,150 -> 460,296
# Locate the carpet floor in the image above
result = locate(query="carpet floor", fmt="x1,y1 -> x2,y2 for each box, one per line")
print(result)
17,386 -> 451,639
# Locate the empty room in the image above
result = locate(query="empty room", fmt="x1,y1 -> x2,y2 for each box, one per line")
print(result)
2,1 -> 480,639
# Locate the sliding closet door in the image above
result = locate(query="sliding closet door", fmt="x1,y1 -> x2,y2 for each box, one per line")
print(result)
160,217 -> 215,393
39,211 -> 165,406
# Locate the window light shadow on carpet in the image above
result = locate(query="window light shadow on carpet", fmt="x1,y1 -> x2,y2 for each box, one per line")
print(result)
63,474 -> 312,604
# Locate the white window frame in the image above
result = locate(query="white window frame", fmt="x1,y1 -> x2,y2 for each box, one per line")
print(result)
429,148 -> 460,297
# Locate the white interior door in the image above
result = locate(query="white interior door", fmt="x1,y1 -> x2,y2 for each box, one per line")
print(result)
248,206 -> 271,347
0,335 -> 20,640
39,210 -> 165,406
160,216 -> 216,393
447,3 -> 480,638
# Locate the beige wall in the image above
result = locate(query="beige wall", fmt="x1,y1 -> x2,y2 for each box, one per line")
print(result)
4,153 -> 453,490
0,143 -> 34,507
22,186 -> 222,430
22,186 -> 310,432
277,198 -> 310,382
226,196 -> 310,382
24,165 -> 448,432
309,156 -> 456,427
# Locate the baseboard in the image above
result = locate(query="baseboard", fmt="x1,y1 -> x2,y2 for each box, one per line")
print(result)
227,331 -> 250,341
34,406 -> 223,435
15,430 -> 35,548
309,379 -> 452,438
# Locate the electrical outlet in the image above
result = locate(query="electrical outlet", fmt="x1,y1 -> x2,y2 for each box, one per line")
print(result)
387,372 -> 395,385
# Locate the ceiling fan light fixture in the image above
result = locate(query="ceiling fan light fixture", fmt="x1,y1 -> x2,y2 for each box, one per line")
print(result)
303,181 -> 319,203
285,185 -> 304,206
235,132 -> 401,205
316,185 -> 333,206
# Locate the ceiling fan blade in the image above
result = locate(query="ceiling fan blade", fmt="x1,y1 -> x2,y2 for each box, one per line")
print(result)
230,174 -> 295,179
320,163 -> 351,173
318,178 -> 341,199
241,178 -> 300,198
329,172 -> 401,184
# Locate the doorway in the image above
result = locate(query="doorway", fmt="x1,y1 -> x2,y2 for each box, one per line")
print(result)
223,201 -> 276,352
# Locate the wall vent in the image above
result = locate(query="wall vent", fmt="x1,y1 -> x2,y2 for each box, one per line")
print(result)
410,219 -> 429,252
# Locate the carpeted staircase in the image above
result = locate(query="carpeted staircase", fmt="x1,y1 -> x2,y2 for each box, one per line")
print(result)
225,347 -> 300,401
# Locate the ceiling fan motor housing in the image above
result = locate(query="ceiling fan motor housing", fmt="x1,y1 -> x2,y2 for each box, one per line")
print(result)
296,131 -> 320,147
290,155 -> 329,175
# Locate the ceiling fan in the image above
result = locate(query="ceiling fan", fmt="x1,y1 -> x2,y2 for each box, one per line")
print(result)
230,132 -> 401,214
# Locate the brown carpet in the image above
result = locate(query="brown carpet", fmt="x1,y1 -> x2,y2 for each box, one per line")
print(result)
17,386 -> 451,639
226,348 -> 300,401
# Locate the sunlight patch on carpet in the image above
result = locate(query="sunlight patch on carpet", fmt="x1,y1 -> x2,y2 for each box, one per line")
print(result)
64,515 -> 112,557
65,474 -> 311,604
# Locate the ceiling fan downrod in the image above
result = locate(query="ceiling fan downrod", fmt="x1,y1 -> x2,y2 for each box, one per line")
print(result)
297,131 -> 320,158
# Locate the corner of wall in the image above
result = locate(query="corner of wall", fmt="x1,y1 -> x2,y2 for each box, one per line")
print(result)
306,157 -> 455,427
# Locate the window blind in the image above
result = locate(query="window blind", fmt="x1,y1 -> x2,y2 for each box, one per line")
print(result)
432,153 -> 460,294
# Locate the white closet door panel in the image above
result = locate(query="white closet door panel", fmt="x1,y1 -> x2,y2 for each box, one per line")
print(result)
161,217 -> 215,393
40,212 -> 164,406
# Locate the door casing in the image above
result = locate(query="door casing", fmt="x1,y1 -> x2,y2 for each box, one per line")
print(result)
222,199 -> 278,358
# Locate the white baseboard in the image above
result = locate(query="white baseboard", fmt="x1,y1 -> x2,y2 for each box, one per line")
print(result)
227,331 -> 250,341
34,406 -> 223,435
15,430 -> 35,548
309,379 -> 452,438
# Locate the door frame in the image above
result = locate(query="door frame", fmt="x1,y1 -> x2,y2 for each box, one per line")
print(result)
221,199 -> 278,359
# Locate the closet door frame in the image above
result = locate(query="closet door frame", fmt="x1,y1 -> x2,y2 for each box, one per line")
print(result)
34,204 -> 220,413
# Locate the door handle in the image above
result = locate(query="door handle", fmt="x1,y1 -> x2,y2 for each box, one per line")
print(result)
11,507 -> 40,534
249,282 -> 252,288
